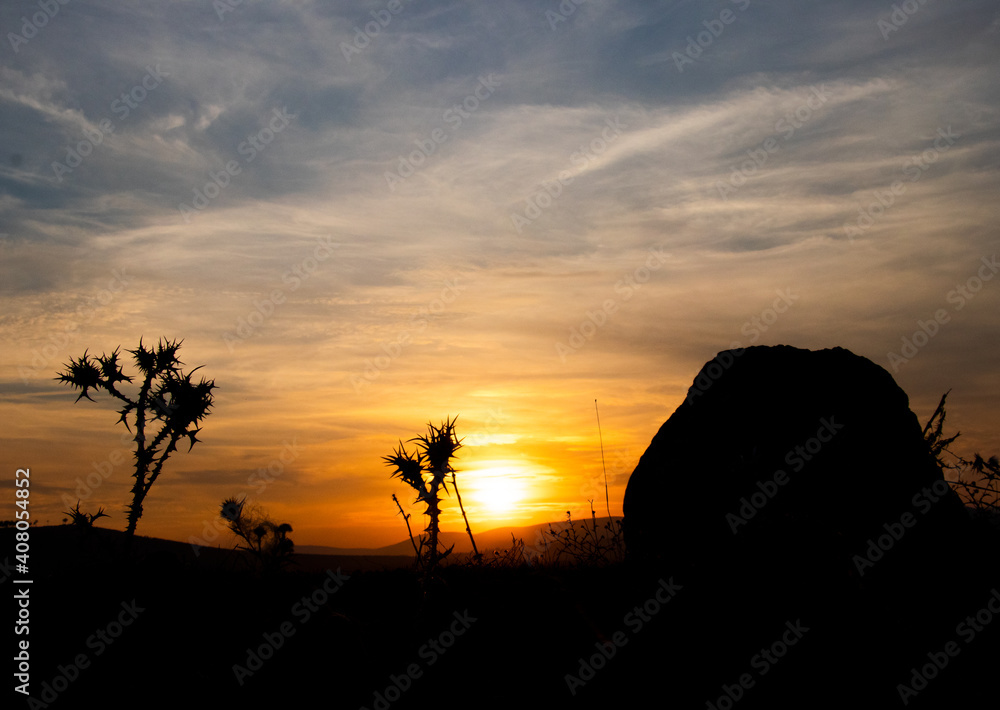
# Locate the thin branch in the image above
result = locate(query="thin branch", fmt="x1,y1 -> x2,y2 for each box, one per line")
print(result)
392,493 -> 421,560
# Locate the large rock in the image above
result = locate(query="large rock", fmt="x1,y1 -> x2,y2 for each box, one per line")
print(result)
616,345 -> 994,707
623,345 -> 967,577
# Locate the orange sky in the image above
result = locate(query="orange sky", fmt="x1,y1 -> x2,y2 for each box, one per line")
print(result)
8,338 -> 676,548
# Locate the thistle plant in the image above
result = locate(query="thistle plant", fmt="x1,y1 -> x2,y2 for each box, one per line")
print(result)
57,338 -> 215,540
924,391 -> 1000,516
219,496 -> 295,572
383,416 -> 479,574
63,501 -> 110,528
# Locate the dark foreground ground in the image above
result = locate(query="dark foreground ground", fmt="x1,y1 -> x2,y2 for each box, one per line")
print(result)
5,523 -> 999,709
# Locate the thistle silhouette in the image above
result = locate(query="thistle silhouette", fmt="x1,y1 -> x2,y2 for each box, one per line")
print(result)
383,416 -> 479,577
219,496 -> 295,572
63,501 -> 110,528
57,338 -> 215,541
924,391 -> 1000,516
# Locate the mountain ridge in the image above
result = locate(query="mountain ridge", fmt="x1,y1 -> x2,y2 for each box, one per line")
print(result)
296,515 -> 624,556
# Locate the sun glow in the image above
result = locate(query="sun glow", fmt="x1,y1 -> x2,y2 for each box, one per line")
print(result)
464,465 -> 531,517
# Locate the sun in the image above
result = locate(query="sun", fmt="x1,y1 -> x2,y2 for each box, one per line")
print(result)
465,465 -> 529,517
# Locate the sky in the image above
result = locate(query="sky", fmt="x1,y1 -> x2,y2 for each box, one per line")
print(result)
1,0 -> 998,549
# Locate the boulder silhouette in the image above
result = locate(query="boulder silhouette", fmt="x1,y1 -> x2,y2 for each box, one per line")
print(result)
618,345 -> 993,706
623,345 -> 968,576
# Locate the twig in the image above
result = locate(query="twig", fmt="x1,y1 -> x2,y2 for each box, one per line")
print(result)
595,399 -> 612,520
392,493 -> 421,560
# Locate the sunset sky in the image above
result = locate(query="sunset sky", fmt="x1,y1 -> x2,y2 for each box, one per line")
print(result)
2,0 -> 998,549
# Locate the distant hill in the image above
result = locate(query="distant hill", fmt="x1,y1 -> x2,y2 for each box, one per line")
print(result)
6,525 -> 415,574
296,516 -> 624,557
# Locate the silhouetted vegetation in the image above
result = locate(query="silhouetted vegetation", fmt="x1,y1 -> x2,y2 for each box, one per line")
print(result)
538,503 -> 625,567
482,533 -> 529,567
56,337 -> 215,540
924,391 -> 1000,517
383,416 -> 480,578
62,501 -> 109,528
219,495 -> 295,572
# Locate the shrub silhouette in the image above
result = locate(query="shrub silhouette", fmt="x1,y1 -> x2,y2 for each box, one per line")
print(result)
57,337 -> 215,540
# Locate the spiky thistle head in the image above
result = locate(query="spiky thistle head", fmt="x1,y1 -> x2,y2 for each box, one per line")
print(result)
411,416 -> 462,474
220,496 -> 246,523
57,347 -> 134,402
130,337 -> 184,377
151,367 -> 216,450
383,442 -> 426,494
56,352 -> 101,402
